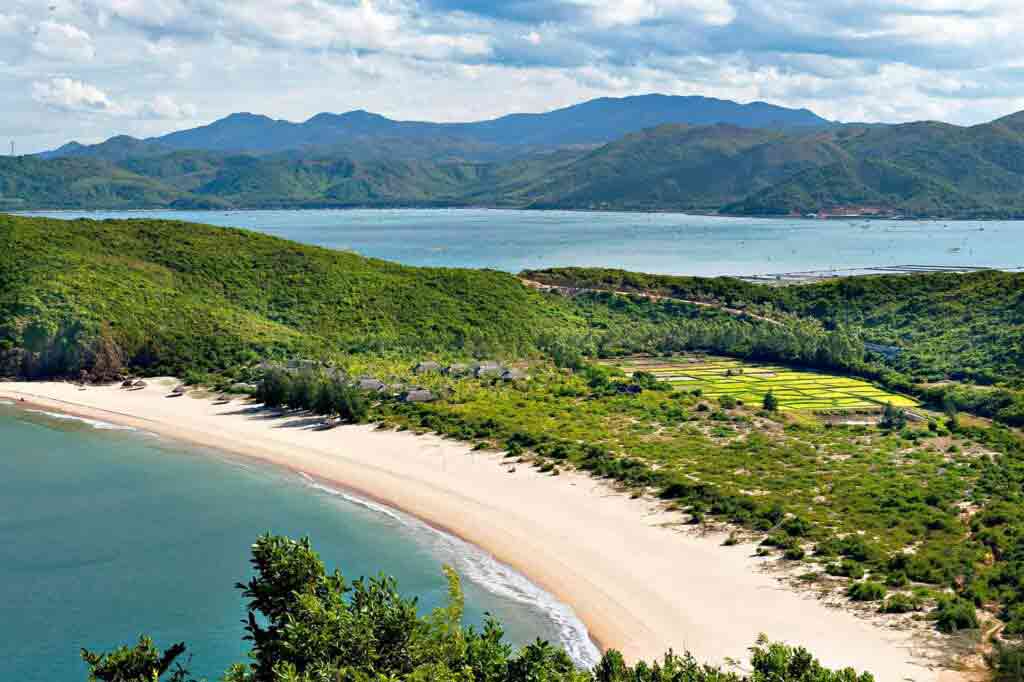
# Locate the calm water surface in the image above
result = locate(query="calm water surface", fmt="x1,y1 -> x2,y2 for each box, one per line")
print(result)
22,208 -> 1024,274
0,404 -> 598,681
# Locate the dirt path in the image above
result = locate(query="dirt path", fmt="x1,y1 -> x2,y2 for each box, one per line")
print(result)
520,278 -> 783,326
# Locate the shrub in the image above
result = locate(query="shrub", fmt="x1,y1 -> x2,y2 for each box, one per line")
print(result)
933,596 -> 978,633
827,560 -> 865,580
885,572 -> 909,588
847,581 -> 887,602
781,516 -> 811,538
881,593 -> 922,613
988,639 -> 1024,682
719,395 -> 738,409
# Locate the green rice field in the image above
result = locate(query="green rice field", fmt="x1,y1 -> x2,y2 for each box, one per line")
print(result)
609,355 -> 918,412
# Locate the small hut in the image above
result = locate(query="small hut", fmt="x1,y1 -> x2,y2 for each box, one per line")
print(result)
358,378 -> 387,393
402,389 -> 437,403
445,363 -> 470,377
473,361 -> 503,378
414,361 -> 442,375
501,368 -> 526,382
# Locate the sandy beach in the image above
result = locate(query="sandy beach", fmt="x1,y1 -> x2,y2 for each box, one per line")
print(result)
1,379 -> 965,681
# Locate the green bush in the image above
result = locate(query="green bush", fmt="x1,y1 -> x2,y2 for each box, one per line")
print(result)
880,593 -> 922,613
847,581 -> 887,602
932,596 -> 978,633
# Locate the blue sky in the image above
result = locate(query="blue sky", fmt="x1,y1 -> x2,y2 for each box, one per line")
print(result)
3,0 -> 1024,153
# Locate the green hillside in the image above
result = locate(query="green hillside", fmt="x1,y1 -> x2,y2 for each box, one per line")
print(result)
0,214 -> 607,378
523,266 -> 1024,427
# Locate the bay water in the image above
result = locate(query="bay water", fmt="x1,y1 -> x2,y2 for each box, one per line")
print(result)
0,403 -> 598,681
21,208 -> 1024,275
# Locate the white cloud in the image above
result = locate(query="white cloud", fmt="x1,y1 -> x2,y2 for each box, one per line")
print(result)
575,0 -> 736,28
32,77 -> 117,113
31,77 -> 195,121
0,12 -> 19,35
6,0 -> 1024,153
138,94 -> 197,119
32,20 -> 96,61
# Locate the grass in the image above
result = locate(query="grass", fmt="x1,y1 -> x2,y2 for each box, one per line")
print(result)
606,355 -> 918,412
376,362 -> 984,574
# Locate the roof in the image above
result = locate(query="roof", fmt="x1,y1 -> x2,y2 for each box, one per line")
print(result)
473,361 -> 504,376
358,378 -> 386,392
414,361 -> 442,373
501,368 -> 526,380
403,389 -> 436,403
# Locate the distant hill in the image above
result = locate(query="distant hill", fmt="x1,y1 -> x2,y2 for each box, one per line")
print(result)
12,101 -> 1024,217
41,94 -> 831,162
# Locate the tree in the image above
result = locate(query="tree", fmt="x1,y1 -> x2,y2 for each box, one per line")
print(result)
880,402 -> 907,430
85,535 -> 877,682
762,391 -> 779,412
256,368 -> 290,407
81,636 -> 193,682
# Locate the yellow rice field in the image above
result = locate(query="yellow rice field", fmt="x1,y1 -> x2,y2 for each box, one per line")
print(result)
608,355 -> 918,412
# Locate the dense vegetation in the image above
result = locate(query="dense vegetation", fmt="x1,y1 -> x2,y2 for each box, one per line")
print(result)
82,534 -> 875,682
0,214 -> 605,377
523,267 -> 1024,426
12,108 -> 1024,216
0,215 -> 866,383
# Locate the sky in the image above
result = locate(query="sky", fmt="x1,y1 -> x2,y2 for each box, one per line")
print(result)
4,0 -> 1024,153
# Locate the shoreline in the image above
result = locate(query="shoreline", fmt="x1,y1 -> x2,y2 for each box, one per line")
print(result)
1,380 -> 967,681
15,206 -> 1024,222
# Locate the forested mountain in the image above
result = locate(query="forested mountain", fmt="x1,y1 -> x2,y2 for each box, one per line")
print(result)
11,103 -> 1024,216
41,94 -> 830,161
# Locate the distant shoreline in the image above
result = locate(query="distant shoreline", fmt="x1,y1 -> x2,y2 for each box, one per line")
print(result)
0,379 -> 957,681
9,205 -> 1024,221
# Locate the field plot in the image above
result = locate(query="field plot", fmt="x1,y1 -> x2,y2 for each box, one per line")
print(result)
609,355 -> 918,412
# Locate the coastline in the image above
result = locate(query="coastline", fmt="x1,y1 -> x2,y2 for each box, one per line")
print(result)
1,380 -> 967,681
13,205 -> 1020,221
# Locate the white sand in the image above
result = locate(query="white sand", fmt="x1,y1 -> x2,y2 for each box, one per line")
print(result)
1,380 -> 964,681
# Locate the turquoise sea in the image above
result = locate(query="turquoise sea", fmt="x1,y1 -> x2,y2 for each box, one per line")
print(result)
0,403 -> 598,681
21,208 -> 1024,274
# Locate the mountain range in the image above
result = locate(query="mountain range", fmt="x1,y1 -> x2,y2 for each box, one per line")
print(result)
40,94 -> 830,162
5,94 -> 1024,217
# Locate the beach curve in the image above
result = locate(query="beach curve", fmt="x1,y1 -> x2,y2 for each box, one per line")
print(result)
0,380 -> 964,681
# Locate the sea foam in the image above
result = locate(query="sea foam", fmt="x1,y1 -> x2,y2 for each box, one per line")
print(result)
26,410 -> 137,431
297,472 -> 602,668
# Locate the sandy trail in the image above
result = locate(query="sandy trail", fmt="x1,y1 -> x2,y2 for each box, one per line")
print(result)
1,380 -> 961,681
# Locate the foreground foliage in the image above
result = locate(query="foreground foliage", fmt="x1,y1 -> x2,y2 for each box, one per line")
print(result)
83,535 -> 875,682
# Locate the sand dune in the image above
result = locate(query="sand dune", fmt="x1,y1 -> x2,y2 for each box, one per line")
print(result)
1,380 -> 962,681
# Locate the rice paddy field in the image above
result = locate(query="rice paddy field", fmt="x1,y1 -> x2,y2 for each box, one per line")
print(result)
608,355 -> 918,412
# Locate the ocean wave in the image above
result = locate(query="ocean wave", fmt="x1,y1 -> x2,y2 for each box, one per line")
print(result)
26,410 -> 136,431
0,400 -> 14,406
297,471 -> 601,668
